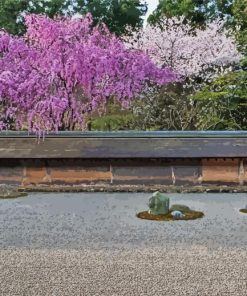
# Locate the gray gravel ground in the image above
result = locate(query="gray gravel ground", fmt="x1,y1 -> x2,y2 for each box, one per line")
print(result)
0,192 -> 246,295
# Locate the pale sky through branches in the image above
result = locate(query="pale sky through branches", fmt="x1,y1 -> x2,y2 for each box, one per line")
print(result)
143,0 -> 159,26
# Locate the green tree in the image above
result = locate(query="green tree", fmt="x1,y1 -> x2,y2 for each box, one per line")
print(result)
148,0 -> 233,25
232,0 -> 247,29
232,0 -> 247,54
0,0 -> 28,35
83,0 -> 147,35
192,69 -> 247,130
0,0 -> 147,35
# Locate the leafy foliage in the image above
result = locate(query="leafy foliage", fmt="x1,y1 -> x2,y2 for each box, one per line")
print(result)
0,0 -> 147,36
90,113 -> 136,131
0,0 -> 28,35
192,69 -> 247,130
232,0 -> 247,52
148,0 -> 234,26
132,84 -> 199,130
86,99 -> 137,131
83,0 -> 148,35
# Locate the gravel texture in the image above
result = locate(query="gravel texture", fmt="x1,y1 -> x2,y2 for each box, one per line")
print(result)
0,192 -> 246,249
0,193 -> 246,295
0,247 -> 246,296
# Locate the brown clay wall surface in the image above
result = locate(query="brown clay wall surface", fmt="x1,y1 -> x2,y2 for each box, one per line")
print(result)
0,158 -> 246,187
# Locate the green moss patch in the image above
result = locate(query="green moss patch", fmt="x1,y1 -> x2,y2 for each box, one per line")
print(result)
136,210 -> 204,221
0,192 -> 28,199
239,209 -> 247,214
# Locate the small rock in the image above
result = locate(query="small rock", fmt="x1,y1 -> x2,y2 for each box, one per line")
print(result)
171,211 -> 185,219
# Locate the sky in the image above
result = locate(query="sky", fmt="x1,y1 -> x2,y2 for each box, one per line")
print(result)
143,0 -> 159,25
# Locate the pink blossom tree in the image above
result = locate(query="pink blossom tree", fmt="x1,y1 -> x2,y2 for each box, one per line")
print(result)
0,13 -> 176,135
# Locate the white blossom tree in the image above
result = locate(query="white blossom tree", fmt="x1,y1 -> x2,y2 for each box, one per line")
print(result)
125,17 -> 241,84
124,17 -> 242,130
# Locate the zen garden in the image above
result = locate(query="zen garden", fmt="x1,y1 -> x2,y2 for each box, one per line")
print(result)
0,1 -> 247,296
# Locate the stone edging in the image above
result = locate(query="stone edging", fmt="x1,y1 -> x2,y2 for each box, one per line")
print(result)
17,185 -> 247,193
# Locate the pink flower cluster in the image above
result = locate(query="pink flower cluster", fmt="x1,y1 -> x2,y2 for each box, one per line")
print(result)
0,13 -> 176,134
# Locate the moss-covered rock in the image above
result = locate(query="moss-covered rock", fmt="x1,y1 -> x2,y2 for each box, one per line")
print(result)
239,208 -> 247,214
0,185 -> 27,199
170,204 -> 192,213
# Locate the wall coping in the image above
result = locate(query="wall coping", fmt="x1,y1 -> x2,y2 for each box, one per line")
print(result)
1,130 -> 247,138
0,131 -> 247,158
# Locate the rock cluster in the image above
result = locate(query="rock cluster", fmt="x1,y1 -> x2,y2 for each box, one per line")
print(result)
144,191 -> 203,221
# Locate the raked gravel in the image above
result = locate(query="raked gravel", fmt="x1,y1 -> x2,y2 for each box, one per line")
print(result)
0,246 -> 246,296
0,192 -> 246,295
